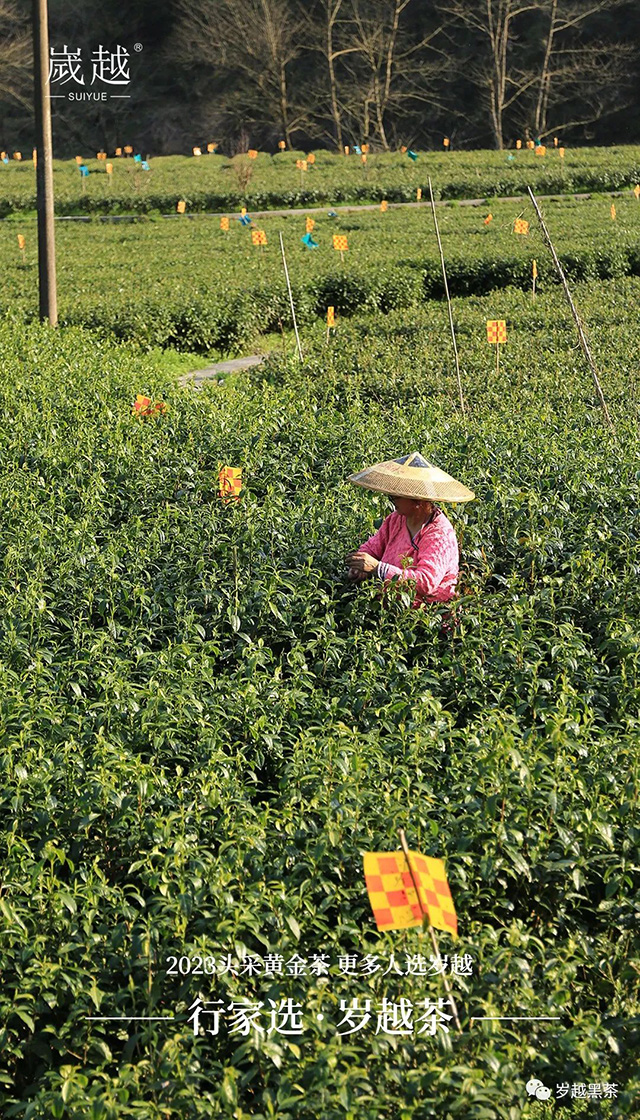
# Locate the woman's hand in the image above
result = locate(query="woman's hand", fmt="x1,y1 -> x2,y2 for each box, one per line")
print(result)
346,551 -> 379,578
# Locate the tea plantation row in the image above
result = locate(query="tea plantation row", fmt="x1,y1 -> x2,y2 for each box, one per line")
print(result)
0,282 -> 638,1117
2,196 -> 640,354
1,145 -> 639,217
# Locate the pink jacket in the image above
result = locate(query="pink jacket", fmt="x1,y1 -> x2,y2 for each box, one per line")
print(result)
358,508 -> 459,605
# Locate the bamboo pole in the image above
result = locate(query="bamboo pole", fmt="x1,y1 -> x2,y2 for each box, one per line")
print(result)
398,829 -> 462,1033
279,232 -> 303,362
527,186 -> 613,430
428,178 -> 466,418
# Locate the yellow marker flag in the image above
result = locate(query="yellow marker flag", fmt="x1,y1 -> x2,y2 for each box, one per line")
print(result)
279,141 -> 286,151
535,145 -> 546,156
176,200 -> 186,214
13,152 -> 22,161
416,187 -> 422,201
532,259 -> 538,279
327,306 -> 335,327
333,234 -> 348,252
559,147 -> 565,158
344,145 -> 349,155
247,149 -> 258,159
361,154 -> 367,164
17,234 -> 25,250
75,156 -> 83,165
296,159 -> 307,171
361,144 -> 369,154
97,151 -> 107,160
380,199 -> 388,213
400,146 -> 407,153
32,149 -> 37,167
219,466 -> 242,502
443,137 -> 450,148
305,217 -> 315,233
611,203 -> 616,220
484,213 -> 493,225
363,849 -> 457,936
106,163 -> 113,175
220,216 -> 230,231
241,207 -> 247,217
514,218 -> 529,235
124,146 -> 133,155
516,139 -> 522,150
554,136 -> 559,147
486,319 -> 507,344
251,229 -> 267,246
192,147 -> 202,156
115,147 -> 122,157
307,153 -> 316,165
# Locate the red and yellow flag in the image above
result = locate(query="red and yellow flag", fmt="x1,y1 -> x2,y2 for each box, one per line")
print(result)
251,229 -> 267,246
380,199 -> 388,213
220,216 -> 230,231
219,466 -> 242,502
176,200 -> 186,214
333,234 -> 348,252
132,394 -> 167,418
247,149 -> 258,159
484,213 -> 493,225
327,306 -> 335,327
364,849 -> 457,937
306,217 -> 315,233
486,319 -> 507,344
610,203 -> 616,221
514,218 -> 529,235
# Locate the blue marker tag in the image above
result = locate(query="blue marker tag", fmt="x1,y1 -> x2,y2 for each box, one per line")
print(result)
134,154 -> 142,163
354,145 -> 362,155
239,214 -> 251,225
328,210 -> 337,218
407,150 -> 418,161
2,157 -> 8,164
301,233 -> 318,248
141,161 -> 150,170
80,165 -> 89,177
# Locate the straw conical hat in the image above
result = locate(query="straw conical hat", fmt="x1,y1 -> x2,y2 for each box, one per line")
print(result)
348,451 -> 475,503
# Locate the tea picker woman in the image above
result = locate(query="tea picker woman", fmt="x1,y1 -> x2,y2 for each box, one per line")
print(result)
345,452 -> 475,607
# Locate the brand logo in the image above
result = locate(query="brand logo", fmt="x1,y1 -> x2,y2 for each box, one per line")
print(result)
48,44 -> 141,101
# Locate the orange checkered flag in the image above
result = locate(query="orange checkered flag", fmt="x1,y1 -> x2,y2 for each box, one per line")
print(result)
247,149 -> 258,159
514,218 -> 529,235
364,849 -> 457,937
251,229 -> 267,246
305,217 -> 315,233
218,466 -> 242,502
486,319 -> 507,344
220,216 -> 230,231
333,234 -> 348,252
327,306 -> 335,328
364,830 -> 462,1033
484,213 -> 493,225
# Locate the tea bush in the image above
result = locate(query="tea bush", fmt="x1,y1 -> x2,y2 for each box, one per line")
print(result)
2,196 -> 640,355
1,146 -> 639,217
0,281 -> 638,1118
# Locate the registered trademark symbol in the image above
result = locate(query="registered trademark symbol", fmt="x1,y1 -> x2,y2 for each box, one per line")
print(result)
134,42 -> 143,52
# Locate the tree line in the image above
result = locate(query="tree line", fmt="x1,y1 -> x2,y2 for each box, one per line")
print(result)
0,0 -> 638,155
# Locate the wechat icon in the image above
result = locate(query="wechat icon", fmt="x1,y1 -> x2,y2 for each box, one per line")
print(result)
526,1078 -> 552,1100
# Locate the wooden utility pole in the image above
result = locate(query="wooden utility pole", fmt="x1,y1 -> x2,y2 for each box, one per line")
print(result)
32,0 -> 58,325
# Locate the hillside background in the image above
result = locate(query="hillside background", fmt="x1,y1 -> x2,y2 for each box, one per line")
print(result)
1,0 -> 639,157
